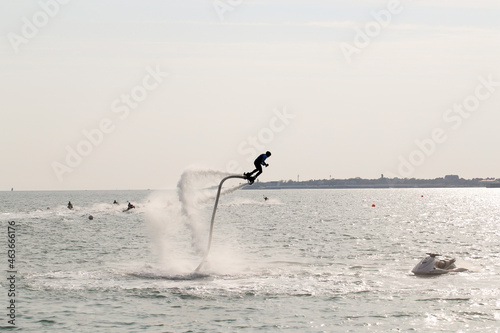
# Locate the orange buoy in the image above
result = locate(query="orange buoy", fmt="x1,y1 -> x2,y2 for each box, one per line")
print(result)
372,204 -> 375,207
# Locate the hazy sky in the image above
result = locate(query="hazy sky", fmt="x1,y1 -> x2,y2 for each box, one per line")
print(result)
1,0 -> 500,190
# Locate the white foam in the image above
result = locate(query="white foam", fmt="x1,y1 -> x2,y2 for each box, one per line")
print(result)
145,168 -> 248,275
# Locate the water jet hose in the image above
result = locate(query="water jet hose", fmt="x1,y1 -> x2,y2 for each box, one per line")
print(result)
195,175 -> 249,272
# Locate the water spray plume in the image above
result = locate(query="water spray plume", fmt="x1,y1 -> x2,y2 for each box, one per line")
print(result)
146,168 -> 249,274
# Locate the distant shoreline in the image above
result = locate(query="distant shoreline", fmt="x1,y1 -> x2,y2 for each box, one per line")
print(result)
244,175 -> 500,190
244,185 -> 497,190
5,175 -> 499,192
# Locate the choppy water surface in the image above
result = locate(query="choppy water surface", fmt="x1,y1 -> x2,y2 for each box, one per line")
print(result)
1,187 -> 500,332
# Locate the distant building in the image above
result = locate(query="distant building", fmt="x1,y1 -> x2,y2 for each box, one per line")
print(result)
444,175 -> 459,182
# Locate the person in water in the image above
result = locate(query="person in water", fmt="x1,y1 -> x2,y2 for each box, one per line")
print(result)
113,200 -> 119,205
244,151 -> 271,184
67,201 -> 73,210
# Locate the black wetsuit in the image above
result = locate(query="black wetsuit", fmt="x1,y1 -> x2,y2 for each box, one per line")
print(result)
248,154 -> 269,178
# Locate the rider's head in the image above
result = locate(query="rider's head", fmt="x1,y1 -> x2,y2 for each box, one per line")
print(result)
266,151 -> 271,157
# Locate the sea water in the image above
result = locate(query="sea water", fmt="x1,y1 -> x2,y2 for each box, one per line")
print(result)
1,184 -> 500,332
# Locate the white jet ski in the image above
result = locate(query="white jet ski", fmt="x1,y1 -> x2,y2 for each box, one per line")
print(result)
412,253 -> 467,276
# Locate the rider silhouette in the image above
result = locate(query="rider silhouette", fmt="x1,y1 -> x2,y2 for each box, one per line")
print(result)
244,151 -> 271,184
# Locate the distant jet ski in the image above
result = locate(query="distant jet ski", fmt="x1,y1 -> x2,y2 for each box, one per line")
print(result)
412,253 -> 468,276
123,202 -> 135,212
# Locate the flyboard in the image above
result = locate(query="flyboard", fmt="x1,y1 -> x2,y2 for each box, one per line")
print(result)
194,174 -> 254,272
